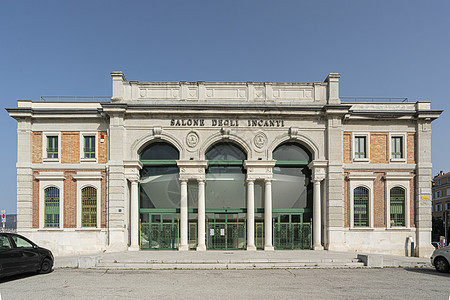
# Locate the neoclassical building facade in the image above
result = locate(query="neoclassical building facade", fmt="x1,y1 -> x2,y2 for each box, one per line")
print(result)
7,72 -> 441,257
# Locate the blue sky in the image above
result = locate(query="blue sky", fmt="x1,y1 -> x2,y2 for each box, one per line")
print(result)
1,1 -> 449,214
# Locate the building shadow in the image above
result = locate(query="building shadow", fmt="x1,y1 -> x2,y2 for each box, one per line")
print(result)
0,270 -> 53,284
403,267 -> 450,278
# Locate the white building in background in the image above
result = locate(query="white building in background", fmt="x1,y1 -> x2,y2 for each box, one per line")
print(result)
7,72 -> 442,257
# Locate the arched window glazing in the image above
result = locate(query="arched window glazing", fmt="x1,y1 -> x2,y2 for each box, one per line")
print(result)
390,187 -> 405,227
82,187 -> 97,227
44,187 -> 59,228
354,187 -> 369,227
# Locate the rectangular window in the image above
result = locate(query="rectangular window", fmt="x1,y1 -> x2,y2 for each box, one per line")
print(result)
354,136 -> 367,159
47,136 -> 58,159
446,202 -> 450,211
391,136 -> 403,159
84,136 -> 96,159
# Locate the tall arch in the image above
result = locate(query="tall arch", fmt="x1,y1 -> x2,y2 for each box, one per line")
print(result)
201,133 -> 252,160
268,133 -> 320,160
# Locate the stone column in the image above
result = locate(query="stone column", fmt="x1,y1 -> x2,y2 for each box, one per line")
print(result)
179,180 -> 189,251
247,180 -> 256,251
129,179 -> 139,251
197,180 -> 206,251
264,179 -> 274,251
313,179 -> 324,250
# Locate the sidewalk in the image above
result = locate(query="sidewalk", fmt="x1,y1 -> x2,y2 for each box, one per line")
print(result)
54,250 -> 432,270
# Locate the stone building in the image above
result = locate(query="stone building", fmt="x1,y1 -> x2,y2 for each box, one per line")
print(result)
7,72 -> 442,257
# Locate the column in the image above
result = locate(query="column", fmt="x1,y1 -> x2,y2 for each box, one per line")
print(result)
313,179 -> 323,250
197,180 -> 206,251
264,179 -> 274,250
179,180 -> 189,251
247,180 -> 256,251
129,180 -> 139,251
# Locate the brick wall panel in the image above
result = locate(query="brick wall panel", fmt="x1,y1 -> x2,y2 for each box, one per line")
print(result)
374,172 -> 386,227
32,132 -> 42,163
343,132 -> 352,163
61,132 -> 80,164
98,132 -> 108,164
370,133 -> 389,164
64,171 -> 77,228
407,133 -> 416,164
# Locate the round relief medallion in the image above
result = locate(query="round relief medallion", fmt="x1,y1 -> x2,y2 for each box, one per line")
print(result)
254,133 -> 267,149
186,132 -> 199,148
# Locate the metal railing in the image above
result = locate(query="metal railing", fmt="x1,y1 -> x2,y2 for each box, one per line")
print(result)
341,97 -> 408,103
40,96 -> 110,102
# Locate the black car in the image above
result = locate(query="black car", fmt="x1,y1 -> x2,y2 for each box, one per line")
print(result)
0,233 -> 53,278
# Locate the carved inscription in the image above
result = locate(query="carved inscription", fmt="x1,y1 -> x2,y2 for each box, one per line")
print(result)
170,119 -> 284,127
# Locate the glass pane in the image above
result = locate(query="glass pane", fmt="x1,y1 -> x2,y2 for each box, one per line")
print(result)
206,142 -> 246,160
273,143 -> 311,162
0,236 -> 12,249
12,236 -> 33,248
390,187 -> 405,226
44,187 -> 59,227
82,187 -> 97,227
140,169 -> 181,209
84,136 -> 96,158
205,173 -> 246,209
272,167 -> 312,209
354,187 -> 369,227
140,143 -> 179,160
47,136 -> 58,159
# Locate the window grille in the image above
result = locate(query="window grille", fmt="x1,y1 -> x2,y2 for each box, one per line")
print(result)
354,187 -> 369,227
390,187 -> 405,227
44,187 -> 59,227
82,187 -> 97,227
391,136 -> 403,159
47,136 -> 58,159
84,136 -> 95,158
354,136 -> 367,159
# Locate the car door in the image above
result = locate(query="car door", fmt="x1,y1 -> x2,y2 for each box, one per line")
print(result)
0,234 -> 22,276
10,235 -> 40,273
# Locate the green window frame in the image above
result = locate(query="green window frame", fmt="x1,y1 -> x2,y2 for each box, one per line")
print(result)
81,186 -> 97,227
84,136 -> 96,159
47,136 -> 58,159
354,187 -> 369,227
44,187 -> 60,228
390,187 -> 405,227
391,136 -> 403,159
354,136 -> 367,159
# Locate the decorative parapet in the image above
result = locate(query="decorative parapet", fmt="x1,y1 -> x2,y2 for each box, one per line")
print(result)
110,71 -> 336,105
177,160 -> 208,181
244,160 -> 276,181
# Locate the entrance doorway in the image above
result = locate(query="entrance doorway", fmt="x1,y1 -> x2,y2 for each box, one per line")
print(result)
140,210 -> 179,250
206,210 -> 246,250
273,209 -> 312,250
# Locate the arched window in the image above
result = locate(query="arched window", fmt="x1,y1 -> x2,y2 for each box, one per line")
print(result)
272,143 -> 312,212
390,187 -> 405,227
82,187 -> 97,227
140,142 -> 180,210
44,187 -> 59,228
205,142 -> 247,209
354,187 -> 369,227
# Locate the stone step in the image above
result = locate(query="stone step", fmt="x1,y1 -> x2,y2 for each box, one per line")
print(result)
94,261 -> 365,270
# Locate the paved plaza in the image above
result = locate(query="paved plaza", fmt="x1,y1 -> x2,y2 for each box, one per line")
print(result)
1,268 -> 449,299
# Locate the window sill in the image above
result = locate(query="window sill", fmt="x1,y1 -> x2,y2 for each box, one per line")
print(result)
353,158 -> 370,163
75,228 -> 101,231
43,158 -> 60,163
80,158 -> 97,163
37,228 -> 63,232
386,227 -> 411,231
349,227 -> 374,231
390,158 -> 406,163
